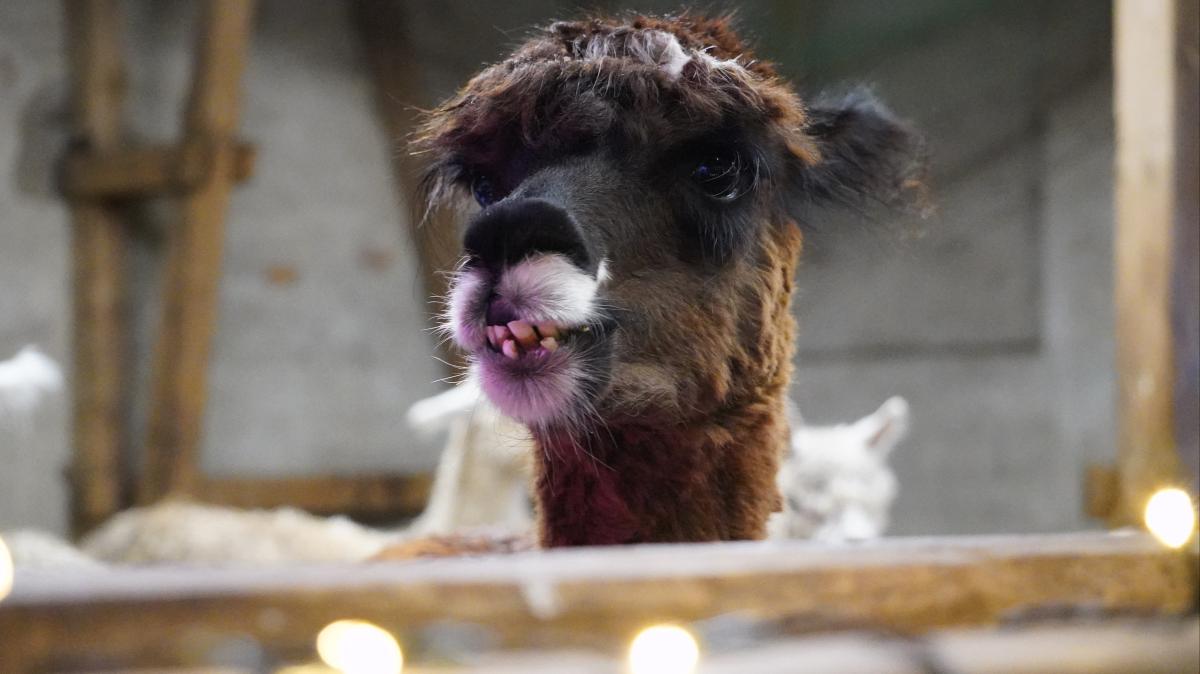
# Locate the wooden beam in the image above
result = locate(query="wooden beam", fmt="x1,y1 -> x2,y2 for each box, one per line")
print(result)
196,473 -> 432,517
0,533 -> 1193,671
140,0 -> 256,503
62,141 -> 256,199
63,0 -> 130,535
1111,0 -> 1195,524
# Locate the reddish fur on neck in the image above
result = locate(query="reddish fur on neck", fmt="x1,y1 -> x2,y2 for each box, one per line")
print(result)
533,391 -> 789,547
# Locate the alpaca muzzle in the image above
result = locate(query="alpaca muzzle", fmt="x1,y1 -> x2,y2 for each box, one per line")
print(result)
445,244 -> 612,425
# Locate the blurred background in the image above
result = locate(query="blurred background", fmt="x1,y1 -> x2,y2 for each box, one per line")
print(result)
0,0 -> 1119,538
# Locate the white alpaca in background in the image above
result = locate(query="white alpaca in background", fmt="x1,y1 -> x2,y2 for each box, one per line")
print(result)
0,346 -> 62,428
79,501 -> 396,565
769,397 -> 909,542
404,378 -> 533,535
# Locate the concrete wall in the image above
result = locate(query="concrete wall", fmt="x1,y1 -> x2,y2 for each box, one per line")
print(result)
794,79 -> 1115,534
0,3 -> 72,533
1,1 -> 1117,537
775,2 -> 1117,534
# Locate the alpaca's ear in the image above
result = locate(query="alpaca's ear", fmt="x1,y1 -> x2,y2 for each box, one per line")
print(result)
854,396 -> 910,457
791,89 -> 927,213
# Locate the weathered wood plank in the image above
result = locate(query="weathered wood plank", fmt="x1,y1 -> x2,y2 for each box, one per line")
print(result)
196,473 -> 432,517
1111,0 -> 1194,524
62,141 -> 256,199
140,0 -> 256,503
0,533 -> 1193,672
63,0 -> 130,536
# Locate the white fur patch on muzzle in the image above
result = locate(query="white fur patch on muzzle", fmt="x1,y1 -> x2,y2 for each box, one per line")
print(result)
447,253 -> 605,353
493,254 -> 600,325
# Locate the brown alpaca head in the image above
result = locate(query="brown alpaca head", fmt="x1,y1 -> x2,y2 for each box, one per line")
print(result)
417,15 -> 924,546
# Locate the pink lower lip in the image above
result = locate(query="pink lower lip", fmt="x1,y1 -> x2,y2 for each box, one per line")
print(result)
476,349 -> 576,424
477,336 -> 573,395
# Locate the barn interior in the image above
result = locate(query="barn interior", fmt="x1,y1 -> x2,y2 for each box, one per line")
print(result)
0,1 -> 1197,672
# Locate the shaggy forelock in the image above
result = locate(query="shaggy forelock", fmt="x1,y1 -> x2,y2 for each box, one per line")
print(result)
414,14 -> 814,207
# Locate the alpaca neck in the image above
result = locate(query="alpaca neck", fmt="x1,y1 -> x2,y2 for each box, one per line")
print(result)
531,400 -> 786,547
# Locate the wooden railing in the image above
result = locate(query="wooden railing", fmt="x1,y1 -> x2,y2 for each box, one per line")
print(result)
1,532 -> 1195,672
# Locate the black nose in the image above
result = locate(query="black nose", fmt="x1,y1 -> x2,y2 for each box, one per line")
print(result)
462,198 -> 594,273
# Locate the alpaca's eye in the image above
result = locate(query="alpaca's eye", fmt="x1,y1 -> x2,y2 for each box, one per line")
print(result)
472,174 -> 496,207
691,151 -> 748,202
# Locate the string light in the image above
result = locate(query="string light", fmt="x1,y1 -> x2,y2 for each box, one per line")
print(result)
316,620 -> 403,674
1144,487 -> 1197,549
628,624 -> 700,674
0,533 -> 12,602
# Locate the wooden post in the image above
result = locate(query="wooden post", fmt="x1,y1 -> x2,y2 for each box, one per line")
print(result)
1111,0 -> 1198,524
140,0 -> 256,502
63,0 -> 129,535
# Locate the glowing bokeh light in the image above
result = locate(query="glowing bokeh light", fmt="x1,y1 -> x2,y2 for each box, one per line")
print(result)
316,620 -> 403,674
1144,487 -> 1197,549
628,624 -> 700,674
0,534 -> 12,602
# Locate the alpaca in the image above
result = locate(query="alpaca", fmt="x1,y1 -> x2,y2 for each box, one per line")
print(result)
2,529 -> 103,569
416,15 -> 924,547
404,378 -> 532,535
0,346 -> 62,427
768,396 -> 909,541
77,501 -> 396,565
5,502 -> 399,568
